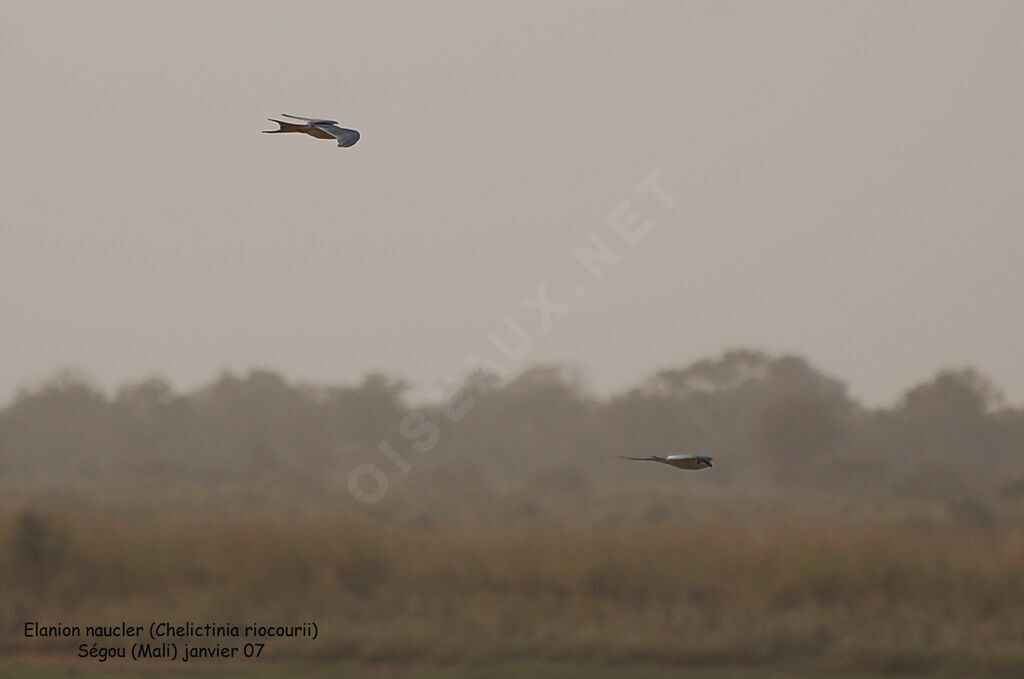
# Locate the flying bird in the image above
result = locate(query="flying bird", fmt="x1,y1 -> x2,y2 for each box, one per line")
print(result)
621,454 -> 713,470
263,114 -> 360,147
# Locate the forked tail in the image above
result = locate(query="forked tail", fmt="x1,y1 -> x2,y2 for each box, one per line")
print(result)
263,119 -> 306,134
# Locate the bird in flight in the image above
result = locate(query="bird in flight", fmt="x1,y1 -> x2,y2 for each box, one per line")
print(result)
622,454 -> 713,470
263,114 -> 360,148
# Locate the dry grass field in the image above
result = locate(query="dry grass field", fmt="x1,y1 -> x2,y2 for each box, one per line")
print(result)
2,480 -> 1023,677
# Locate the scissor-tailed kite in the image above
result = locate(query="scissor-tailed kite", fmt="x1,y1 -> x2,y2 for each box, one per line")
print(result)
621,454 -> 713,470
263,114 -> 360,147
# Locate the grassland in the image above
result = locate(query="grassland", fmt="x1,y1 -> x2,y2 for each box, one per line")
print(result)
0,658 -> 979,679
2,480 -> 1023,677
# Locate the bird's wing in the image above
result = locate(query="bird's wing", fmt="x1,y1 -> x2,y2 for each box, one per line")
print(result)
317,124 -> 361,147
282,113 -> 339,125
620,456 -> 664,462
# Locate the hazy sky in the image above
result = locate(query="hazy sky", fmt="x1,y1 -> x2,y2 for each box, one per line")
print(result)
2,1 -> 1022,407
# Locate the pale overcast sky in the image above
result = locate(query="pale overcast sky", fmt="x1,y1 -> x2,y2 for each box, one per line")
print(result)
1,1 -> 1022,407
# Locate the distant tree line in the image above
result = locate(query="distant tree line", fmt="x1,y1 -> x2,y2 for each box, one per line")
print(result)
1,350 -> 1022,498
